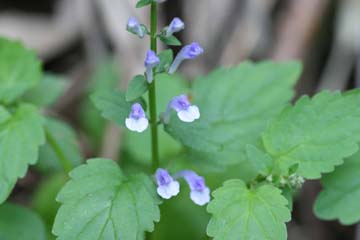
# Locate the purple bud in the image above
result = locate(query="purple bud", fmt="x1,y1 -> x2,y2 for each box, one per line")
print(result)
125,103 -> 148,133
155,168 -> 180,199
169,42 -> 204,74
163,94 -> 200,123
127,17 -> 145,38
166,17 -> 185,37
144,50 -> 160,83
175,170 -> 210,206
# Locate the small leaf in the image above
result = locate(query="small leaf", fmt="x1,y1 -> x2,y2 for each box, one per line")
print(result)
126,75 -> 149,102
207,180 -> 290,240
23,73 -> 68,107
0,104 -> 45,203
0,203 -> 47,240
314,151 -> 360,225
245,145 -> 272,175
159,35 -> 182,46
155,49 -> 174,73
136,0 -> 153,8
91,89 -> 132,126
53,159 -> 161,239
0,37 -> 42,104
262,90 -> 360,179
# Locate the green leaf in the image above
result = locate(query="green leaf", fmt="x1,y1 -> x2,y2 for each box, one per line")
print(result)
37,117 -> 83,173
0,203 -> 47,240
126,75 -> 149,102
159,35 -> 182,46
91,90 -> 132,127
207,180 -> 290,240
262,90 -> 360,179
136,0 -> 152,8
165,61 -> 301,171
245,145 -> 272,175
314,151 -> 360,224
0,104 -> 45,203
155,49 -> 174,73
0,37 -> 42,104
53,159 -> 161,239
23,73 -> 68,107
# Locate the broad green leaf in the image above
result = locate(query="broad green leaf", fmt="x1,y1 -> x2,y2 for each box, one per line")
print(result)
0,104 -> 45,203
126,75 -> 149,102
0,203 -> 46,240
262,90 -> 360,179
91,90 -> 132,127
159,35 -> 182,46
245,145 -> 272,175
207,180 -> 290,240
314,151 -> 360,224
136,0 -> 152,8
155,49 -> 173,73
23,73 -> 68,107
37,117 -> 83,173
165,61 -> 301,171
0,37 -> 42,104
53,159 -> 161,240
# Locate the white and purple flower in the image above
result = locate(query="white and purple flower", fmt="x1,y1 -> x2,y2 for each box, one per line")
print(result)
163,94 -> 200,123
166,17 -> 185,37
168,42 -> 204,74
144,50 -> 160,83
125,103 -> 149,133
155,168 -> 180,199
126,17 -> 145,38
176,170 -> 210,206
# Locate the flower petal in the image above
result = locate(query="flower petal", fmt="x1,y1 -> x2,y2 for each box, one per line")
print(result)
125,117 -> 148,132
177,106 -> 200,122
157,180 -> 180,199
190,187 -> 210,206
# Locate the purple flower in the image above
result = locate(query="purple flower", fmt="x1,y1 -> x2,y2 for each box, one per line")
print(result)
126,17 -> 145,38
168,42 -> 204,74
163,94 -> 200,123
175,170 -> 210,206
144,50 -> 160,83
155,168 -> 180,199
125,103 -> 148,133
166,17 -> 185,37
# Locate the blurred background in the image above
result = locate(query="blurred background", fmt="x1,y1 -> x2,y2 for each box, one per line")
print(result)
0,0 -> 359,239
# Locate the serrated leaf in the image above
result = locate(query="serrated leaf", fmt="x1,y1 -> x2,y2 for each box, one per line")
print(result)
53,159 -> 161,240
245,145 -> 272,175
165,61 -> 301,171
37,117 -> 83,173
0,203 -> 47,240
136,0 -> 152,8
262,90 -> 360,179
91,90 -> 132,127
159,35 -> 182,46
314,151 -> 360,224
207,180 -> 290,240
0,37 -> 42,104
126,75 -> 149,102
155,49 -> 173,73
0,104 -> 45,203
23,73 -> 68,107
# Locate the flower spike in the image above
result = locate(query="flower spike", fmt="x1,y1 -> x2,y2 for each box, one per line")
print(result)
175,170 -> 210,206
126,17 -> 145,38
155,168 -> 180,199
166,17 -> 185,37
125,103 -> 149,133
163,94 -> 200,123
168,42 -> 204,74
144,50 -> 160,83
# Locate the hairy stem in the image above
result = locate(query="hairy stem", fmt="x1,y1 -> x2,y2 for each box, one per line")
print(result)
149,2 -> 160,171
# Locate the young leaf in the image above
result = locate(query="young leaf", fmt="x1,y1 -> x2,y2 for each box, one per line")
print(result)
0,104 -> 45,203
0,37 -> 42,104
207,180 -> 290,240
136,0 -> 152,8
245,145 -> 272,175
126,75 -> 149,102
0,203 -> 47,240
314,151 -> 360,225
37,117 -> 83,173
155,49 -> 174,73
91,90 -> 132,126
262,90 -> 360,179
159,35 -> 182,46
53,159 -> 161,239
165,61 -> 301,171
22,73 -> 68,107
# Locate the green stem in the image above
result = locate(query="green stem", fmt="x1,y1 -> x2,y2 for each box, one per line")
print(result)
149,2 -> 160,171
45,129 -> 72,174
